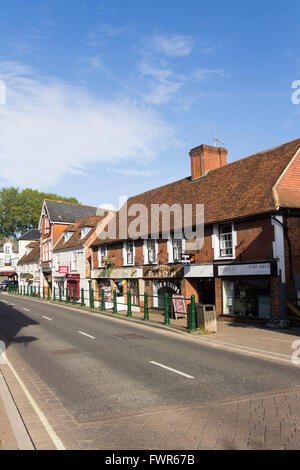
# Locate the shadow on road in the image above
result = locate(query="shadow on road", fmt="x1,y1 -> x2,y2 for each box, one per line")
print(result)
0,295 -> 39,349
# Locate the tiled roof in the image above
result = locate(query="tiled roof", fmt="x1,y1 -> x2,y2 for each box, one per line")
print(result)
44,199 -> 98,224
18,229 -> 40,241
53,214 -> 110,251
92,137 -> 300,246
18,241 -> 40,264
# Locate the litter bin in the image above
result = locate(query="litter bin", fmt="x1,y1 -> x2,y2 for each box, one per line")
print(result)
195,304 -> 217,332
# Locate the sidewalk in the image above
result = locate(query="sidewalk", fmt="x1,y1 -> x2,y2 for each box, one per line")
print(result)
0,385 -> 18,450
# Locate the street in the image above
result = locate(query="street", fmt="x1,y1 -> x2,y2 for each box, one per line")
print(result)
0,293 -> 300,449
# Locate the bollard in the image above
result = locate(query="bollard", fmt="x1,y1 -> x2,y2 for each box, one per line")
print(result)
144,292 -> 149,321
164,293 -> 170,325
73,288 -> 76,305
101,288 -> 105,311
59,287 -> 62,302
81,288 -> 85,307
90,288 -> 94,309
43,286 -> 45,300
113,290 -> 117,314
189,294 -> 197,332
126,290 -> 132,317
66,287 -> 69,304
53,287 -> 56,301
47,287 -> 50,301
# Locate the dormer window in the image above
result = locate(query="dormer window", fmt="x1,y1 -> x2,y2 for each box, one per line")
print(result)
64,232 -> 72,243
81,226 -> 92,239
5,245 -> 11,254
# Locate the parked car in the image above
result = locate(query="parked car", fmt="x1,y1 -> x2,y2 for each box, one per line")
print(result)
0,280 -> 18,291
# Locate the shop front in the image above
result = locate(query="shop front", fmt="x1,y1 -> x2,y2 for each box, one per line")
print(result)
218,262 -> 274,319
184,264 -> 215,304
143,265 -> 184,312
91,266 -> 143,311
66,273 -> 80,300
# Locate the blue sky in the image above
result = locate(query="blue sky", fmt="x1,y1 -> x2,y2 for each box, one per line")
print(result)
0,0 -> 299,209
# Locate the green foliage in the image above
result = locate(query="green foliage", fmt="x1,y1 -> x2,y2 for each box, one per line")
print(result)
0,187 -> 79,238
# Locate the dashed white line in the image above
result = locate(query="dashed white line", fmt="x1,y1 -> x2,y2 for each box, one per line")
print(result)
77,331 -> 95,340
42,316 -> 53,321
23,308 -> 30,312
149,361 -> 194,379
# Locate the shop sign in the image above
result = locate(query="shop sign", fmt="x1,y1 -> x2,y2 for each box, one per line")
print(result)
218,263 -> 271,277
144,265 -> 183,279
92,267 -> 142,279
181,254 -> 195,264
59,266 -> 69,274
184,264 -> 214,278
67,274 -> 80,280
156,280 -> 181,294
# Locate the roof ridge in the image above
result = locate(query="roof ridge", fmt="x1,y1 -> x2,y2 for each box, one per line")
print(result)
44,198 -> 97,209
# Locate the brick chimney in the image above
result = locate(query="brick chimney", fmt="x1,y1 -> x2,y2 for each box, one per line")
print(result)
189,144 -> 228,181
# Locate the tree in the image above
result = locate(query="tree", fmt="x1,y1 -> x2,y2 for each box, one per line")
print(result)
0,187 -> 79,238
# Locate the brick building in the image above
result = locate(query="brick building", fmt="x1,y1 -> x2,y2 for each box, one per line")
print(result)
90,138 -> 300,322
52,211 -> 114,301
38,199 -> 99,294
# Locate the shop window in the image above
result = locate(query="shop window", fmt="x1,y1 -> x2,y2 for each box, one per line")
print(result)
128,279 -> 139,305
223,278 -> 270,318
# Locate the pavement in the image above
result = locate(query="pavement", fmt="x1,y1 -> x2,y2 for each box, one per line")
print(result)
0,291 -> 300,450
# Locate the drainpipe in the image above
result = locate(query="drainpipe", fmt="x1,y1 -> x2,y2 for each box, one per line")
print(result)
271,214 -> 292,328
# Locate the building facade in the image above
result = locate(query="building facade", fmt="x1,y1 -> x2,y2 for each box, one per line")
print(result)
0,238 -> 19,281
90,138 -> 300,322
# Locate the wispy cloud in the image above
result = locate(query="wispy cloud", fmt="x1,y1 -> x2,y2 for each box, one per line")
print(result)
0,61 -> 176,189
151,34 -> 194,58
107,167 -> 158,177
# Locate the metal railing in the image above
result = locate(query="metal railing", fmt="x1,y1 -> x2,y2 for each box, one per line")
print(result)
7,284 -> 198,331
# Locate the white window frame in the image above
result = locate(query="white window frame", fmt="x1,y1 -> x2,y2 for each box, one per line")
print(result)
168,235 -> 185,263
81,226 -> 92,239
71,251 -> 78,271
144,239 -> 157,264
212,222 -> 236,260
64,232 -> 72,243
98,245 -> 107,267
124,241 -> 135,266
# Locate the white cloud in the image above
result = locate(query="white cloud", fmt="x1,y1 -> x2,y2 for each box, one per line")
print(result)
0,61 -> 176,189
107,167 -> 157,177
151,34 -> 194,58
193,68 -> 228,81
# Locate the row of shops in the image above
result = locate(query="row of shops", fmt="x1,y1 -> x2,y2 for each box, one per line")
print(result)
88,260 -> 277,319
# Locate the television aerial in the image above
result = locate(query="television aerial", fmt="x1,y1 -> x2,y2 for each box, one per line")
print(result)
214,136 -> 225,147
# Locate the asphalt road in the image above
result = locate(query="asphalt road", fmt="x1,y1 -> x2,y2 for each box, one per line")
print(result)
1,293 -> 300,449
0,292 -> 299,418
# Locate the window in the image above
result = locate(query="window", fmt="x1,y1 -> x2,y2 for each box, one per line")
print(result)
81,227 -> 92,239
147,239 -> 157,264
5,245 -> 11,254
98,246 -> 107,267
71,252 -> 78,271
219,224 -> 233,257
126,241 -> 134,265
64,232 -> 72,243
127,279 -> 139,306
173,237 -> 183,262
55,254 -> 60,271
223,279 -> 270,318
0,259 -> 4,267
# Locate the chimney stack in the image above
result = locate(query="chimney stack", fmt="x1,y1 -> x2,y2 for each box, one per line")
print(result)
189,144 -> 228,181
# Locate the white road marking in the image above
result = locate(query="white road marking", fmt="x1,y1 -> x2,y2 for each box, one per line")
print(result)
23,308 -> 30,312
42,316 -> 53,321
3,356 -> 65,450
149,361 -> 194,379
78,331 -> 95,340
